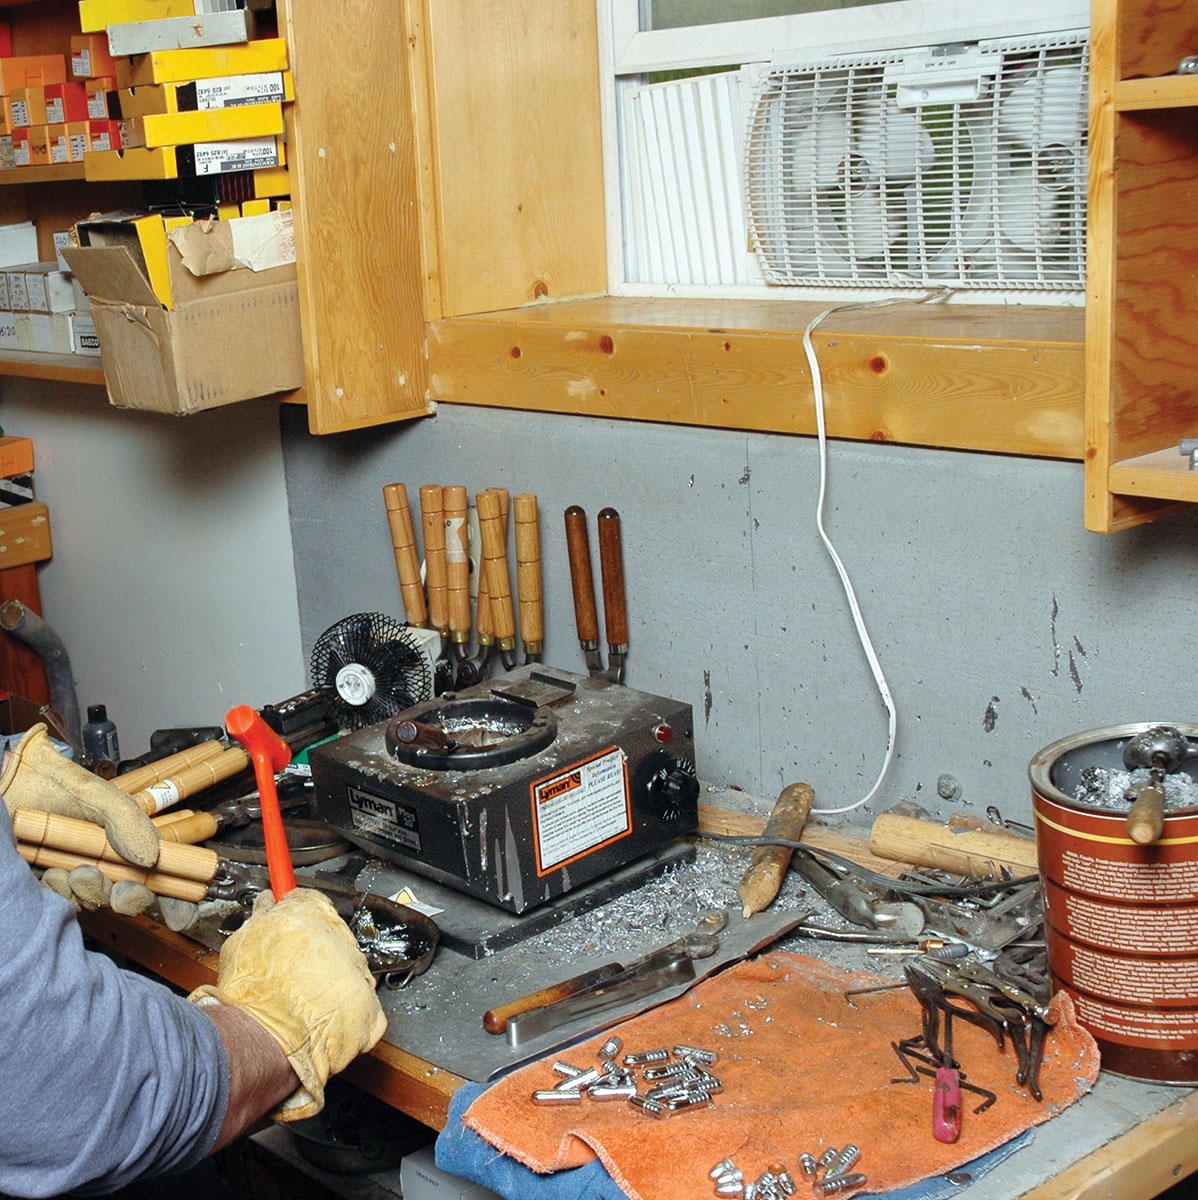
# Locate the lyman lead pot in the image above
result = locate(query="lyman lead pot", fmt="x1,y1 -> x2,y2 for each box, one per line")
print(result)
1030,722 -> 1198,1083
309,665 -> 699,913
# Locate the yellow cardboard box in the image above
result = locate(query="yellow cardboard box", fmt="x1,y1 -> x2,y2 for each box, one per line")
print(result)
115,38 -> 288,88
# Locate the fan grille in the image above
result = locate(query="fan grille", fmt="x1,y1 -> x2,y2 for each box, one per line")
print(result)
310,612 -> 434,731
745,32 -> 1089,289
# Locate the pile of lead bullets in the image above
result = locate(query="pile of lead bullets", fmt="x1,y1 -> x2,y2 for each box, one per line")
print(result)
531,1036 -> 721,1116
710,1144 -> 865,1198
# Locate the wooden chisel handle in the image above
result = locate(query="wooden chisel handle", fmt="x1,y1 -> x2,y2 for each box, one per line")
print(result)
477,489 -> 516,646
12,807 -> 220,883
739,782 -> 814,918
16,843 -> 211,903
514,493 -> 543,654
483,961 -> 624,1034
1127,780 -> 1166,846
869,812 -> 1038,878
153,811 -> 221,844
564,505 -> 599,645
112,740 -> 225,795
383,482 -> 428,626
420,485 -> 449,634
443,485 -> 471,645
597,508 -> 627,649
132,745 -> 250,815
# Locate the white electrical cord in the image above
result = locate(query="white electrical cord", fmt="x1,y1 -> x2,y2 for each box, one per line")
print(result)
800,291 -> 947,815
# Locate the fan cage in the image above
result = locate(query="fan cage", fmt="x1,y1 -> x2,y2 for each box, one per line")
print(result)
744,31 -> 1089,290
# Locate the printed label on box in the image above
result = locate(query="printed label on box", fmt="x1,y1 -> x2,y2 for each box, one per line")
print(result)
7,274 -> 27,310
46,98 -> 63,123
193,72 -> 285,109
9,100 -> 27,127
0,276 -> 8,309
71,313 -> 101,356
189,135 -> 279,175
25,274 -> 47,310
49,136 -> 69,163
90,131 -> 116,150
0,316 -> 17,351
87,92 -> 107,119
69,132 -> 88,161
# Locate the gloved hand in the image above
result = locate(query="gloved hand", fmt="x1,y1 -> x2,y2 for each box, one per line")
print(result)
38,865 -> 160,916
188,888 -> 387,1121
0,724 -> 160,868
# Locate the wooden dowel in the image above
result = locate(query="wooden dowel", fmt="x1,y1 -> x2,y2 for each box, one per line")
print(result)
12,808 -> 219,883
131,745 -> 250,815
477,489 -> 515,646
17,842 -> 211,903
869,812 -> 1038,878
112,740 -> 226,795
443,485 -> 471,643
1127,780 -> 1166,846
151,809 -> 197,826
153,811 -> 221,845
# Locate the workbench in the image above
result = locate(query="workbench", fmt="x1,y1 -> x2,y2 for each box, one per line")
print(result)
77,802 -> 1198,1200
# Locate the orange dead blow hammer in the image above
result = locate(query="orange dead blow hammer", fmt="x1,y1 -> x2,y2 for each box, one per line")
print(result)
226,705 -> 295,898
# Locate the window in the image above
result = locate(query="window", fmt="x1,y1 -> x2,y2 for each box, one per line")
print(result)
601,0 -> 1091,299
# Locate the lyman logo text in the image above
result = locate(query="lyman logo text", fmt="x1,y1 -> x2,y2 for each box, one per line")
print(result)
353,795 -> 393,816
539,771 -> 581,802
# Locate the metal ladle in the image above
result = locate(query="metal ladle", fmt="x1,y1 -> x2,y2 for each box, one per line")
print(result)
1121,725 -> 1198,845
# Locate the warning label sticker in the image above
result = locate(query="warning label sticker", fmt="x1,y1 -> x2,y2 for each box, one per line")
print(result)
531,746 -> 630,875
348,787 -> 421,853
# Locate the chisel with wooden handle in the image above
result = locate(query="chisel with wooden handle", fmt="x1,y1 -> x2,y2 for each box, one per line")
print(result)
477,488 -> 518,669
564,505 -> 603,675
869,812 -> 1038,878
420,484 -> 449,637
597,507 -> 627,683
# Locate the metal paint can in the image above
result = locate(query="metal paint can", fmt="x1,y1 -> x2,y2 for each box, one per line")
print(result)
1030,722 -> 1198,1084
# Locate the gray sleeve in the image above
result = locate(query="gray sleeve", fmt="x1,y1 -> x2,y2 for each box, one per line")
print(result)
0,808 -> 230,1198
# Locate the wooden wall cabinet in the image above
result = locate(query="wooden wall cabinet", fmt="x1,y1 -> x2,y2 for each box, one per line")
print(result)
1086,0 -> 1198,531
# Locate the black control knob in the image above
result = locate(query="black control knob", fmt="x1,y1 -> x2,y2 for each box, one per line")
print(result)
646,756 -> 699,820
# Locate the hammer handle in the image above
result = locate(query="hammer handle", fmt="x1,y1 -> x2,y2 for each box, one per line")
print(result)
16,842 -> 211,903
112,739 -> 226,795
564,506 -> 599,644
514,493 -> 543,648
383,482 -> 428,627
12,807 -> 220,882
443,485 -> 471,641
420,484 -> 448,633
477,489 -> 516,644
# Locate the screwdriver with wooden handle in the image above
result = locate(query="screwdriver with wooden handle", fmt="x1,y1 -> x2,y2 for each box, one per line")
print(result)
739,782 -> 814,918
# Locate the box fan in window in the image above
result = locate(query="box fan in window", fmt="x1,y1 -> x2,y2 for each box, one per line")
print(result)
743,32 -> 1088,290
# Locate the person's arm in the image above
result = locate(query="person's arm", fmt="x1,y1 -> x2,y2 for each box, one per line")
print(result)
202,1004 -> 300,1152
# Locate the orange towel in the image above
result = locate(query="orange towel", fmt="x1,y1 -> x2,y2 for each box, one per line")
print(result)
464,952 -> 1099,1200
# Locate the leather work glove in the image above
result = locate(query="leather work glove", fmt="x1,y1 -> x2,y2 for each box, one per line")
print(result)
38,865 -> 160,916
0,724 -> 160,868
188,888 -> 387,1121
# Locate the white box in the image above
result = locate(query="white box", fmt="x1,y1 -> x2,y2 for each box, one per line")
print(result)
70,312 -> 102,356
400,1147 -> 501,1200
6,270 -> 29,311
0,223 -> 39,271
16,313 -> 53,352
0,312 -> 17,351
50,312 -> 73,354
107,9 -> 254,56
24,264 -> 77,313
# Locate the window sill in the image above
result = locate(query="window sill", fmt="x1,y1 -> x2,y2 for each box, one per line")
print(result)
427,297 -> 1085,459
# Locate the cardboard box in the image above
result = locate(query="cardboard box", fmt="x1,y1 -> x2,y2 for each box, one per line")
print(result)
0,56 -> 67,96
72,33 -> 117,80
5,268 -> 28,310
85,144 -> 176,180
9,87 -> 47,129
0,436 -> 34,477
70,311 -> 101,356
400,1148 -> 501,1200
106,9 -> 255,57
45,82 -> 89,125
27,126 -> 53,168
45,124 -> 71,165
86,79 -> 115,120
177,134 -> 282,176
115,38 -> 288,88
78,0 -> 195,35
0,222 -> 39,268
120,100 -> 283,149
62,226 -> 304,414
0,502 -> 51,568
9,127 -> 29,167
16,312 -> 53,352
0,312 -> 16,351
24,265 -> 76,313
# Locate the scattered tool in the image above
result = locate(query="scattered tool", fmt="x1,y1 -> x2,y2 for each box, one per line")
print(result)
738,781 -> 814,918
793,850 -> 925,938
564,505 -> 604,676
226,705 -> 295,898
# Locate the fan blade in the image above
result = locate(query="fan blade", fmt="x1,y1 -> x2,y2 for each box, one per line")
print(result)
788,108 -> 848,189
855,98 -> 933,180
998,162 -> 1065,251
841,188 -> 903,260
998,65 -> 1084,151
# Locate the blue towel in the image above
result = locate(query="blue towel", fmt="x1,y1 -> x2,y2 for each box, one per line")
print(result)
434,1081 -> 1034,1200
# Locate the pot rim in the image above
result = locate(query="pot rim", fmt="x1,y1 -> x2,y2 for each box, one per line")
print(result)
1029,721 -> 1198,811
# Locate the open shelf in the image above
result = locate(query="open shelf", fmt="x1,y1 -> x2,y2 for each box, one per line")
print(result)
0,350 -> 104,384
1115,74 -> 1198,111
1108,446 -> 1198,503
